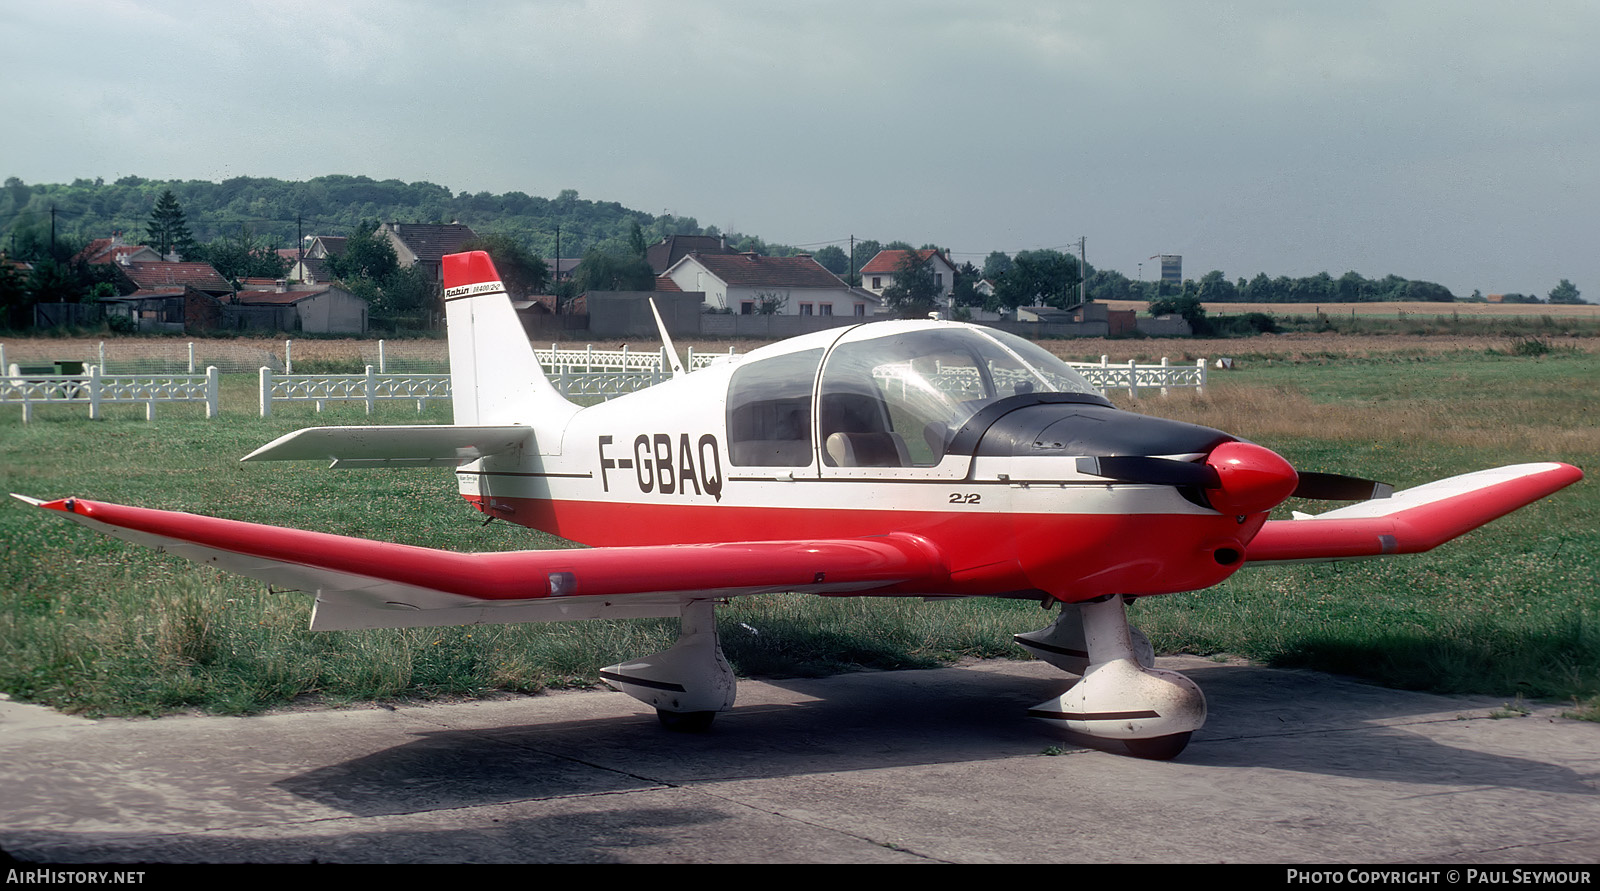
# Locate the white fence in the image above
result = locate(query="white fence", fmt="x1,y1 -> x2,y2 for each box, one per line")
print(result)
258,345 -> 740,416
1069,356 -> 1208,397
1,365 -> 221,422
258,367 -> 451,417
259,352 -> 1206,417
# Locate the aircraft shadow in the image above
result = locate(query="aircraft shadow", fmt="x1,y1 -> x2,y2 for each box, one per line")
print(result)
274,661 -> 1596,817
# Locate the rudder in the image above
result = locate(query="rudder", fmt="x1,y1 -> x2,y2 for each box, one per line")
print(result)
442,251 -> 575,428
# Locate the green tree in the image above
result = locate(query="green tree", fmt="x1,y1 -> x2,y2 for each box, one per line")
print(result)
325,221 -> 400,282
811,245 -> 849,275
573,246 -> 655,292
881,250 -> 941,318
1197,269 -> 1238,304
1548,279 -> 1583,304
993,249 -> 1079,310
752,289 -> 789,314
145,190 -> 197,259
981,251 -> 1013,282
24,258 -> 84,305
190,227 -> 289,285
460,233 -> 549,297
1148,292 -> 1209,334
1,259 -> 30,326
950,261 -> 984,309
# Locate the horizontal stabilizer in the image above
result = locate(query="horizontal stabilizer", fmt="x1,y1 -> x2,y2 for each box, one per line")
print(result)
1245,462 -> 1582,564
18,496 -> 946,630
241,425 -> 533,468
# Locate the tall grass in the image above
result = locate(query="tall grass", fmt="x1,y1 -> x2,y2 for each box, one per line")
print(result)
0,346 -> 1593,716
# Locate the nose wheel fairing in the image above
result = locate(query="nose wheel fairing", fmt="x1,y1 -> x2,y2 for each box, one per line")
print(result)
1024,597 -> 1207,759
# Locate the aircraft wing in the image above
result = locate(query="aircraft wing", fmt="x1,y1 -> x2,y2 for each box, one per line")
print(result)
241,424 -> 533,468
1244,462 -> 1582,564
14,496 -> 945,631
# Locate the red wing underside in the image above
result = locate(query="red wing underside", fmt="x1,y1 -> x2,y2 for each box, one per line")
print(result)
18,497 -> 946,630
1244,462 -> 1582,564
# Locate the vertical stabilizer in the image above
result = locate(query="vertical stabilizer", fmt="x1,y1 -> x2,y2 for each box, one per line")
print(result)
443,251 -> 577,428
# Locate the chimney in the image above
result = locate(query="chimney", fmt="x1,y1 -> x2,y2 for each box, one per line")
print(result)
275,279 -> 287,293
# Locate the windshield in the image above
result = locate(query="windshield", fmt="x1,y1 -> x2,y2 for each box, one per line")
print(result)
818,326 -> 1099,467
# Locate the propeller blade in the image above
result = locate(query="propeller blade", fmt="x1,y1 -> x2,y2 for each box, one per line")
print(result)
1292,472 -> 1394,501
1076,455 -> 1219,489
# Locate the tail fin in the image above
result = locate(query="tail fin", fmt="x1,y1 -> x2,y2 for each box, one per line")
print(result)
443,251 -> 576,427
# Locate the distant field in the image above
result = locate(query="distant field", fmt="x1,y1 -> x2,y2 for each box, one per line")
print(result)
1102,299 -> 1600,318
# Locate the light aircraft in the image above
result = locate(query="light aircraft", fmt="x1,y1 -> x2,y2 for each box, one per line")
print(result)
20,251 -> 1582,759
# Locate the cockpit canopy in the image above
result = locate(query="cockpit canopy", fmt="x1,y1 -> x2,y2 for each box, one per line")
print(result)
726,323 -> 1104,468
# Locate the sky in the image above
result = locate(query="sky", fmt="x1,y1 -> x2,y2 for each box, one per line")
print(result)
3,0 -> 1597,299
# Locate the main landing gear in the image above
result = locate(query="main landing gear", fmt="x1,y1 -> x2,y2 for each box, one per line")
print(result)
600,599 -> 735,732
599,594 -> 1204,759
1015,596 -> 1206,760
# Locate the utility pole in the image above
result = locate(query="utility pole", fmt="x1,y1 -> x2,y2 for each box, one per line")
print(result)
1076,236 -> 1086,305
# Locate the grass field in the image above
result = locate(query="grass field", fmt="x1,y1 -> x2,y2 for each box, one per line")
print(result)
1,336 -> 1594,719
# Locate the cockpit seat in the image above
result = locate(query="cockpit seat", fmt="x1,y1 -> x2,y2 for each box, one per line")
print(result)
825,431 -> 910,467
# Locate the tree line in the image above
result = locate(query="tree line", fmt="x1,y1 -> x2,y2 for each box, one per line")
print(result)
2,174 -> 1585,331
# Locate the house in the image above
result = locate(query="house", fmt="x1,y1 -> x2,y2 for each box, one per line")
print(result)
645,235 -> 734,274
376,222 -> 478,286
112,258 -> 233,297
859,248 -> 958,301
551,258 -> 582,282
662,252 -> 882,317
234,282 -> 367,334
283,235 -> 348,285
72,233 -> 163,267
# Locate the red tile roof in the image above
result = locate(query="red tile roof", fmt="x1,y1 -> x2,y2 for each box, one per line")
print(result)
73,238 -> 160,266
116,261 -> 231,293
859,248 -> 952,275
685,252 -> 847,289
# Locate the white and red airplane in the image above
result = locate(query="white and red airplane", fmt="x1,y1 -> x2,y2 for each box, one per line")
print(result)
19,251 -> 1582,759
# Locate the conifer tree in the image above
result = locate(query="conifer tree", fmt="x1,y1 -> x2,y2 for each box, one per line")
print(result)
146,190 -> 197,259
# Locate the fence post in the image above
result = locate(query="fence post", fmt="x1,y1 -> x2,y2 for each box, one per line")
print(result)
206,366 -> 219,418
379,340 -> 386,374
1126,359 -> 1138,399
365,365 -> 376,415
1197,359 -> 1207,395
259,367 -> 272,418
188,342 -> 195,374
285,339 -> 293,374
1160,357 -> 1170,397
89,365 -> 102,420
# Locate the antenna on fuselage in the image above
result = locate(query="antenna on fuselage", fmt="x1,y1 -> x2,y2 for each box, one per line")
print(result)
649,296 -> 686,379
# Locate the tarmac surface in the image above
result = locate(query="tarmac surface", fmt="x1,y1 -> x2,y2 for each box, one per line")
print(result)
2,656 -> 1598,865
